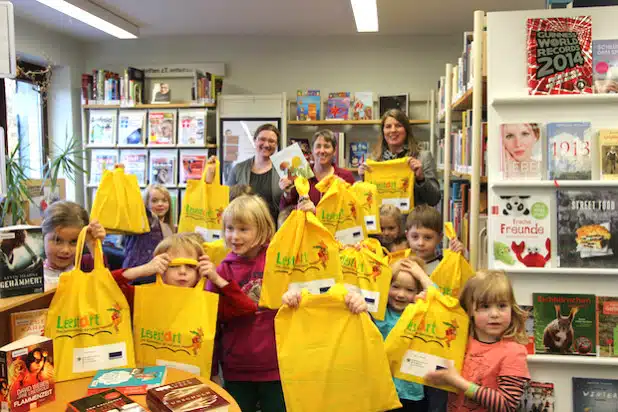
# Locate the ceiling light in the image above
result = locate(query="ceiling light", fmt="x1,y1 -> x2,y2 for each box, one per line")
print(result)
350,0 -> 378,33
34,0 -> 139,39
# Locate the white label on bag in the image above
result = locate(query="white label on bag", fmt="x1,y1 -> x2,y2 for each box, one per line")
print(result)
382,197 -> 410,212
335,225 -> 364,246
156,359 -> 200,375
195,226 -> 222,242
399,350 -> 453,378
73,342 -> 128,373
288,279 -> 335,295
364,215 -> 378,232
344,284 -> 380,314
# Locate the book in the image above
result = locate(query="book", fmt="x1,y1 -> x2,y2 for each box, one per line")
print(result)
0,226 -> 44,298
151,82 -> 171,103
557,189 -> 618,268
533,293 -> 596,355
178,109 -> 206,146
573,377 -> 618,411
89,149 -> 119,185
0,335 -> 55,411
599,129 -> 618,180
124,67 -> 145,105
597,296 -> 618,357
149,150 -> 177,187
593,40 -> 618,94
490,194 -> 552,269
378,94 -> 408,117
117,110 -> 146,146
120,150 -> 148,186
88,110 -> 117,146
296,90 -> 320,121
87,366 -> 167,395
526,16 -> 593,95
517,381 -> 555,412
67,388 -> 144,412
288,138 -> 313,165
9,309 -> 47,341
326,92 -> 351,120
169,189 -> 179,227
179,151 -> 207,185
520,305 -> 535,355
349,142 -> 369,168
499,123 -> 543,180
547,122 -> 592,180
270,143 -> 315,180
146,378 -> 230,412
351,92 -> 373,120
148,110 -> 176,146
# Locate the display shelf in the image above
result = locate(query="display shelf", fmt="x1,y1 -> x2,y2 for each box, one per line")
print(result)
85,144 -> 117,149
287,119 -> 430,126
451,77 -> 487,112
492,180 -> 618,188
0,289 -> 56,313
83,102 -> 216,109
452,171 -> 488,183
507,267 -> 618,276
492,93 -> 618,106
528,354 -> 618,366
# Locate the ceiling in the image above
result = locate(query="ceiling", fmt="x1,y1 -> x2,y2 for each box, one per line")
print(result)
12,0 -> 545,40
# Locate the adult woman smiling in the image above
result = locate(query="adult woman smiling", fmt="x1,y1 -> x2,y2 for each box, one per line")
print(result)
226,124 -> 284,221
358,109 -> 441,207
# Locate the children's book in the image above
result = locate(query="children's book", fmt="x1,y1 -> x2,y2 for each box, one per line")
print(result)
599,129 -> 618,180
499,123 -> 543,180
520,305 -> 535,355
526,16 -> 593,95
349,142 -> 369,168
0,226 -> 44,299
557,189 -> 618,268
146,378 -> 230,412
378,94 -> 408,117
9,308 -> 47,341
179,151 -> 207,185
296,90 -> 321,121
178,109 -> 206,146
597,296 -> 618,357
351,92 -> 373,120
490,194 -> 552,269
593,40 -> 618,94
149,150 -> 177,187
148,110 -> 176,146
326,92 -> 351,120
88,110 -> 117,146
289,138 -> 313,165
88,366 -> 167,395
548,122 -> 592,180
533,293 -> 596,356
517,381 -> 555,412
573,377 -> 618,411
90,149 -> 118,185
67,388 -> 145,412
117,110 -> 146,146
120,150 -> 148,186
270,143 -> 315,180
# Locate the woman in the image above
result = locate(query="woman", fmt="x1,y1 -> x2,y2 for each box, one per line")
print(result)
358,109 -> 441,207
279,129 -> 355,209
226,124 -> 283,221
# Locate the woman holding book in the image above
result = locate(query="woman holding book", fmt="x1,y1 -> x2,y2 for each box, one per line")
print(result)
357,109 -> 441,207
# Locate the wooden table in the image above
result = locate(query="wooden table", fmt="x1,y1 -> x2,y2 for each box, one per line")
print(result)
37,367 -> 240,411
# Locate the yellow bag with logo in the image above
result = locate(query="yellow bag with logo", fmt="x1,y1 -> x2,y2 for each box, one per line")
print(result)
384,286 -> 469,392
133,275 -> 218,378
44,227 -> 135,382
431,222 -> 475,298
202,239 -> 230,266
260,178 -> 342,309
91,167 -> 150,234
276,284 -> 401,412
365,158 -> 415,213
178,158 -> 229,241
350,181 -> 381,235
340,239 -> 392,321
388,248 -> 412,265
315,175 -> 366,246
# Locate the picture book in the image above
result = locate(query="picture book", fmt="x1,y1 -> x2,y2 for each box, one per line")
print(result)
599,129 -> 618,180
148,110 -> 176,146
547,122 -> 592,180
526,16 -> 593,95
573,377 -> 618,411
490,194 -> 552,269
117,110 -> 146,146
520,305 -> 535,355
296,90 -> 321,121
378,94 -> 408,117
533,293 -> 596,355
0,335 -> 55,412
349,142 -> 369,168
326,92 -> 351,120
179,151 -> 207,184
597,296 -> 618,357
151,82 -> 171,104
289,138 -> 313,165
67,388 -> 144,412
88,366 -> 167,395
593,40 -> 618,94
270,143 -> 315,180
557,189 -> 618,268
149,150 -> 177,187
0,226 -> 45,298
351,92 -> 373,120
146,378 -> 230,412
88,110 -> 117,146
120,150 -> 148,186
178,109 -> 206,146
89,149 -> 118,185
9,308 -> 47,341
517,381 -> 555,412
499,123 -> 543,180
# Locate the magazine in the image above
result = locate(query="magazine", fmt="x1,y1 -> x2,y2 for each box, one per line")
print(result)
270,143 -> 315,180
90,149 -> 118,185
89,110 -> 117,146
179,151 -> 207,184
326,92 -> 351,120
352,92 -> 373,120
148,110 -> 176,146
149,150 -> 177,187
593,39 -> 618,94
178,109 -> 206,146
517,381 -> 554,412
117,110 -> 146,146
120,150 -> 148,186
547,122 -> 592,180
599,129 -> 618,180
296,90 -> 321,121
500,123 -> 543,180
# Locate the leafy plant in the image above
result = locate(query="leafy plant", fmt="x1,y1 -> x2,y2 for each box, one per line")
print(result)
42,132 -> 87,190
1,143 -> 35,225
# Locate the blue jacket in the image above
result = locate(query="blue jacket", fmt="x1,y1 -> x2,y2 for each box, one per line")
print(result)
122,209 -> 164,284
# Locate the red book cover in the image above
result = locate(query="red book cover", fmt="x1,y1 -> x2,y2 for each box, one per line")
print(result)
146,378 -> 230,411
527,16 -> 593,95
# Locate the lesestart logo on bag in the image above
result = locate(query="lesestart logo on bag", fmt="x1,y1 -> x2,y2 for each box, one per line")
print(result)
340,253 -> 366,276
371,178 -> 410,194
320,202 -> 357,228
275,241 -> 330,273
139,327 -> 205,355
405,316 -> 460,348
183,204 -> 224,224
55,302 -> 124,338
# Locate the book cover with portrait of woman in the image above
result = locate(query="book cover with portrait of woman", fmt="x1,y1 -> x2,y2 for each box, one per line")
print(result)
500,123 -> 543,180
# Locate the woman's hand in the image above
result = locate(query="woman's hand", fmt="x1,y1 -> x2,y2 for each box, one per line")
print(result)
408,157 -> 424,181
198,255 -> 228,288
282,290 -> 302,308
297,199 -> 316,214
279,177 -> 293,193
345,292 -> 368,314
357,162 -> 371,177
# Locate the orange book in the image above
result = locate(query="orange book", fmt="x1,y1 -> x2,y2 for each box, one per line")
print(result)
9,309 -> 48,341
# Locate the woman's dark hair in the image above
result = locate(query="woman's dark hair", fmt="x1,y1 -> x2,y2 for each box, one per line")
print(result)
311,129 -> 337,149
371,109 -> 418,160
253,124 -> 281,142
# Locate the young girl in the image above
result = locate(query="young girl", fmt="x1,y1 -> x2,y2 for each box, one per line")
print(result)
41,201 -> 106,290
425,270 -> 530,412
379,204 -> 409,252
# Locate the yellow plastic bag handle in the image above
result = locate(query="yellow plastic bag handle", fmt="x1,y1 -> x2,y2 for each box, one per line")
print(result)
169,258 -> 199,267
200,157 -> 221,185
444,222 -> 456,240
73,226 -> 105,271
295,176 -> 310,197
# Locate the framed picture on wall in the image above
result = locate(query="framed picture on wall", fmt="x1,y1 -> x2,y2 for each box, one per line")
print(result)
378,94 -> 409,117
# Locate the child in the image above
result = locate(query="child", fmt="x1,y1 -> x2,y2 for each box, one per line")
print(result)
41,201 -> 106,290
425,270 -> 530,412
379,204 -> 409,252
229,184 -> 254,201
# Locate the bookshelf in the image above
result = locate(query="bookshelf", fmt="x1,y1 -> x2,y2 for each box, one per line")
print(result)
288,119 -> 430,126
83,103 -> 216,110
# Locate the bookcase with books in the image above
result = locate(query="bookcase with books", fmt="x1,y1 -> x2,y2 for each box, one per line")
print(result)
487,6 -> 618,411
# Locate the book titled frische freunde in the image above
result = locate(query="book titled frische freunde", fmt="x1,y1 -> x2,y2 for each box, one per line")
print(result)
547,122 -> 592,180
573,377 -> 618,412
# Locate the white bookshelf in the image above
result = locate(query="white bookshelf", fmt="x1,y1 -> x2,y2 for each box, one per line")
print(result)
487,6 -> 618,410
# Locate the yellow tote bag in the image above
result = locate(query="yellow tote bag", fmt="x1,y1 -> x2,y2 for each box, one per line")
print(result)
384,287 -> 469,392
388,248 -> 412,265
365,158 -> 415,213
91,168 -> 150,234
431,222 -> 475,298
178,158 -> 229,241
259,178 -> 342,309
202,239 -> 230,266
275,284 -> 401,412
315,176 -> 366,246
350,181 -> 381,235
133,276 -> 218,378
44,227 -> 136,382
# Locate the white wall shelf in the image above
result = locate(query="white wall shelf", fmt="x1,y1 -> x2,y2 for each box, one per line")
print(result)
492,180 -> 618,188
528,355 -> 618,366
492,94 -> 618,106
505,267 -> 618,276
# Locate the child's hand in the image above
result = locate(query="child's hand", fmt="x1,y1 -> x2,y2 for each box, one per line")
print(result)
298,199 -> 316,214
424,363 -> 468,392
414,290 -> 427,302
87,220 -> 106,242
345,292 -> 368,314
198,255 -> 228,288
400,258 -> 426,280
204,156 -> 217,184
282,290 -> 302,308
147,253 -> 170,275
449,238 -> 464,254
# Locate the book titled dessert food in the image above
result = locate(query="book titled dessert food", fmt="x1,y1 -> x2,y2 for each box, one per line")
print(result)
10,309 -> 47,341
88,366 -> 166,395
499,123 -> 543,180
67,388 -> 145,412
146,378 -> 230,412
0,226 -> 44,298
573,377 -> 618,411
547,122 -> 592,180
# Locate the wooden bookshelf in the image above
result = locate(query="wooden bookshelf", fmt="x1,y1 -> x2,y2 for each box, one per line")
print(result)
287,119 -> 430,126
438,169 -> 487,183
451,76 -> 487,112
83,102 -> 217,110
